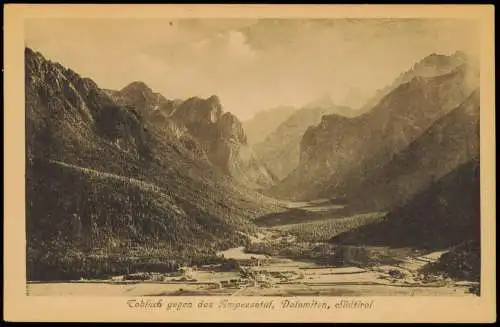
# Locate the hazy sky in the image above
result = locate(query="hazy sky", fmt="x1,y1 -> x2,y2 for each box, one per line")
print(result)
25,18 -> 479,120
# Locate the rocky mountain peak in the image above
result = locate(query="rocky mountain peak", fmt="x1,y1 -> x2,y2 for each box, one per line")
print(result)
172,96 -> 223,126
218,112 -> 247,145
120,81 -> 153,94
409,51 -> 469,79
207,94 -> 222,106
25,46 -> 153,160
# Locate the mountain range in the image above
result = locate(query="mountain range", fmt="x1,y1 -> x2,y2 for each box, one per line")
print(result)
358,51 -> 474,114
25,46 -> 482,283
242,106 -> 297,146
25,47 -> 282,280
252,103 -> 356,181
266,52 -> 479,213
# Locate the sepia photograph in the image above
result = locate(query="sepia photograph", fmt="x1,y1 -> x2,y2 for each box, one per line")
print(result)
4,4 -> 496,323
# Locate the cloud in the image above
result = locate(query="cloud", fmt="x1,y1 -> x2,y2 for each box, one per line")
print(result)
189,29 -> 256,62
25,18 -> 481,120
226,30 -> 256,59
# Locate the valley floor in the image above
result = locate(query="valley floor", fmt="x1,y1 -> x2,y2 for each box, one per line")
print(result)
26,200 -> 479,297
26,247 -> 476,296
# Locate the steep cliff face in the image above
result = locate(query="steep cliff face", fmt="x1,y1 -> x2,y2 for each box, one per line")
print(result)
217,112 -> 247,143
208,112 -> 247,173
171,95 -> 223,129
169,96 -> 238,154
167,95 -> 276,189
211,112 -> 280,189
267,53 -> 479,203
25,47 -> 281,280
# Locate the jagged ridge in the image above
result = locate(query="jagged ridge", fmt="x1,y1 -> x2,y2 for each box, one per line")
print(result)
25,47 -> 282,280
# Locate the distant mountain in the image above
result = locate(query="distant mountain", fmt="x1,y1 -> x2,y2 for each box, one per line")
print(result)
302,94 -> 359,118
243,106 -> 297,145
339,88 -> 372,111
359,51 -> 472,114
172,95 -> 281,189
330,157 -> 480,251
267,54 -> 479,202
253,104 -> 355,181
25,47 -> 281,280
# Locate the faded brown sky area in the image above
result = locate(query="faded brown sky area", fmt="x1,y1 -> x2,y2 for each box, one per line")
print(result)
25,18 -> 479,120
